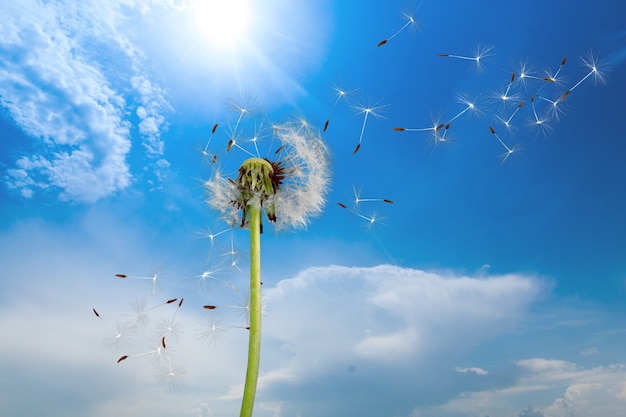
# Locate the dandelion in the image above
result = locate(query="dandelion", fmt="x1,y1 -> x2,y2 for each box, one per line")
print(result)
492,72 -> 521,107
196,316 -> 229,347
154,361 -> 186,391
351,186 -> 394,208
196,264 -> 237,292
393,116 -> 444,134
528,95 -> 553,136
229,93 -> 258,137
498,100 -> 526,130
513,60 -> 543,88
156,316 -> 184,344
351,99 -> 386,154
126,296 -> 178,330
115,271 -> 160,293
197,224 -> 232,260
393,114 -> 455,147
204,118 -> 330,417
117,339 -> 174,367
197,315 -> 249,347
337,186 -> 393,229
377,9 -> 419,47
561,51 -> 606,101
535,93 -> 567,121
445,94 -> 480,125
337,202 -> 385,229
324,83 -> 356,132
206,121 -> 330,230
200,123 -> 219,164
541,56 -> 568,84
438,44 -> 494,72
93,308 -> 136,353
155,298 -> 184,344
488,125 -> 518,163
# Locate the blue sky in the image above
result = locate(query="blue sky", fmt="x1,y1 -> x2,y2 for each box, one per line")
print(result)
1,0 -> 626,416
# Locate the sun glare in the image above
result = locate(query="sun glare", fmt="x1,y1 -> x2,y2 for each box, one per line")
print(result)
192,0 -> 251,47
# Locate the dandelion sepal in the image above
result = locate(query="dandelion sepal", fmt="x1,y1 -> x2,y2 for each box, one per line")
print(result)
233,157 -> 283,226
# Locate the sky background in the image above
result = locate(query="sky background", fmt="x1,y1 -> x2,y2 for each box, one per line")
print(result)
1,1 -> 626,416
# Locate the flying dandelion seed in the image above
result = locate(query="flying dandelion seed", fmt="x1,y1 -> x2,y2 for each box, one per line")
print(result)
393,120 -> 444,133
324,83 -> 356,132
438,44 -> 494,72
196,315 -> 249,347
561,51 -> 607,100
337,202 -> 382,228
229,94 -> 258,137
541,56 -> 568,84
351,99 -> 386,154
377,10 -> 419,47
492,72 -> 521,107
93,309 -> 135,353
201,123 -> 219,164
115,271 -> 160,293
445,94 -> 480,125
528,95 -> 553,135
488,125 -> 518,163
535,93 -> 566,121
154,362 -> 186,391
351,186 -> 394,209
498,100 -> 525,129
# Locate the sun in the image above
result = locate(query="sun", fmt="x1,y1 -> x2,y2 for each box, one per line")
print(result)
191,0 -> 251,48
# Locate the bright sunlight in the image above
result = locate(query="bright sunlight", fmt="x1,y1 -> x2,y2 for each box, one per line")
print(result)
191,0 -> 251,48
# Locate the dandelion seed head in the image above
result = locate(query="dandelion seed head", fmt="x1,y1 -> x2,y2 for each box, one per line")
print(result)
205,119 -> 330,231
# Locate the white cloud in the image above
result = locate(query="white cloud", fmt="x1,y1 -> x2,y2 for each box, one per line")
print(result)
455,367 -> 488,375
252,264 -> 545,414
131,74 -> 171,156
425,359 -> 626,417
2,216 -> 624,417
581,346 -> 599,356
0,0 -> 171,202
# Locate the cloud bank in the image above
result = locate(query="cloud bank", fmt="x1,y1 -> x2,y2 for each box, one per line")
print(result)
1,216 -> 624,417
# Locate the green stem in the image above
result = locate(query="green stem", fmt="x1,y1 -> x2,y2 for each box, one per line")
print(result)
240,204 -> 262,417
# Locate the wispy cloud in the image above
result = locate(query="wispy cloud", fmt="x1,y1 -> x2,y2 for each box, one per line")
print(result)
430,359 -> 626,417
455,366 -> 488,375
0,0 -> 171,202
